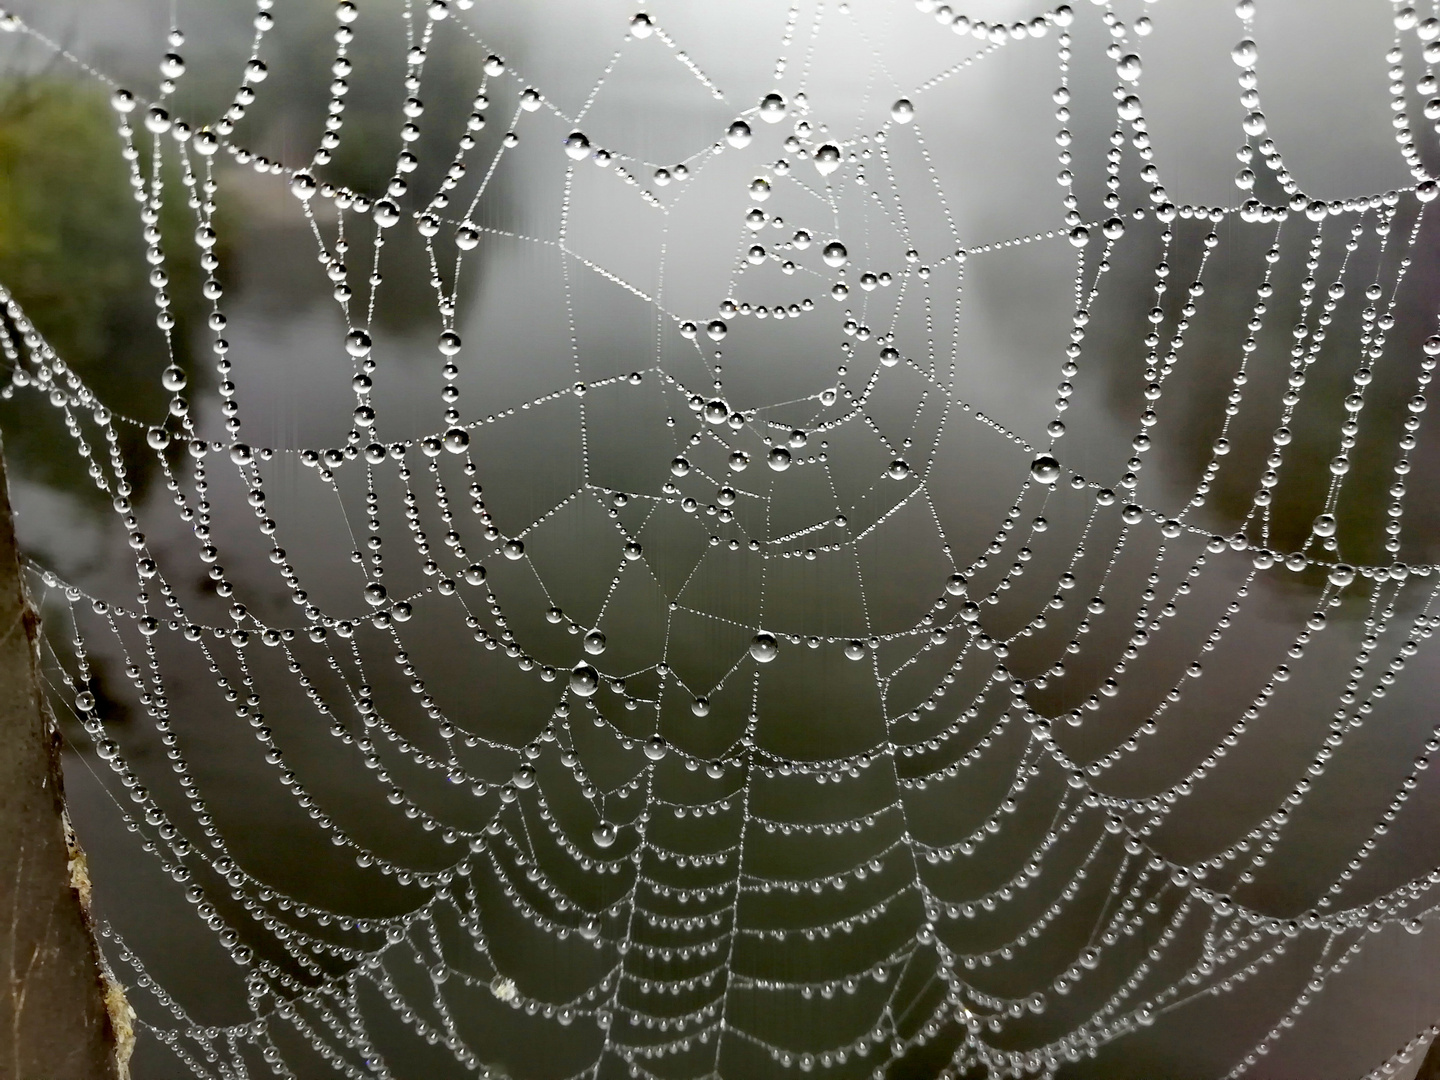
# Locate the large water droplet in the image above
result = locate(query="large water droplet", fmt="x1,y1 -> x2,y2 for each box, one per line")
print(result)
750,632 -> 779,663
1231,38 -> 1257,67
1030,455 -> 1061,484
570,664 -> 600,696
726,119 -> 752,148
814,144 -> 841,176
564,131 -> 591,160
584,630 -> 607,655
345,329 -> 373,357
887,459 -> 911,480
759,93 -> 787,123
767,447 -> 792,471
822,241 -> 848,268
891,98 -> 915,124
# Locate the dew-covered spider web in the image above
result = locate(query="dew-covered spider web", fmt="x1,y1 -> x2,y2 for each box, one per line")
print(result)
5,0 -> 1440,1077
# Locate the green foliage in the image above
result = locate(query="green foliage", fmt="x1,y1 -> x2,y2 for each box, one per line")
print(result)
0,78 -> 203,509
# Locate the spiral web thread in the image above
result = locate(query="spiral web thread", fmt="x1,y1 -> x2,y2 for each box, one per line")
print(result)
4,0 -> 1440,1077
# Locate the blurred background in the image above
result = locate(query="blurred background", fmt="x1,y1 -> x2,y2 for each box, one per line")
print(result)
3,1 -> 1440,1078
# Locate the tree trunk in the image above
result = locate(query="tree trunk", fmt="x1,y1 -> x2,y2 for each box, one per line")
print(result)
0,436 -> 130,1080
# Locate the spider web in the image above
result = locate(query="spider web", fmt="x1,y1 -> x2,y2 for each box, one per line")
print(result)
4,0 -> 1440,1078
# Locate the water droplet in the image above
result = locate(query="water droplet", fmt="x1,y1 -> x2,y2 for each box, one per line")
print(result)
822,241 -> 848,268
161,365 -> 188,391
707,319 -> 728,340
1030,455 -> 1061,484
1313,514 -> 1337,537
1116,54 -> 1141,82
75,691 -> 96,712
729,451 -> 750,472
945,574 -> 967,596
767,447 -> 792,471
443,428 -> 470,453
629,12 -> 653,38
1068,226 -> 1090,247
564,131 -> 591,160
373,199 -> 401,228
671,456 -> 691,476
593,821 -> 618,847
644,736 -> 667,760
691,697 -> 710,716
726,120 -> 753,148
1231,38 -> 1257,67
891,98 -> 915,124
704,400 -> 730,424
814,144 -> 841,175
345,329 -> 373,357
843,640 -> 867,661
290,171 -> 317,200
750,632 -> 779,663
438,331 -> 462,355
759,93 -> 787,123
570,664 -> 600,697
887,459 -> 911,480
364,582 -> 388,606
503,539 -> 526,559
463,564 -> 486,585
584,630 -> 607,655
513,764 -> 536,789
456,225 -> 480,250
146,427 -> 170,450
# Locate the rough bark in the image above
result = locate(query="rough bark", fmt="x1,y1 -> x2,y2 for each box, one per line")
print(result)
0,437 -> 130,1080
